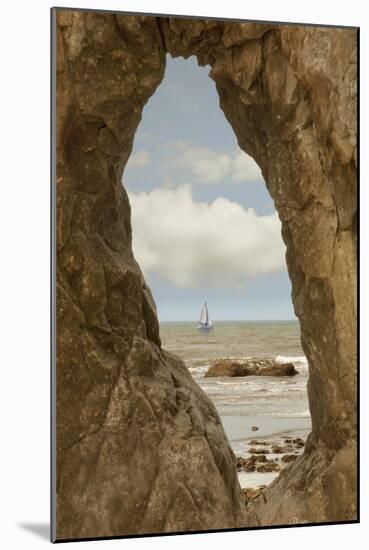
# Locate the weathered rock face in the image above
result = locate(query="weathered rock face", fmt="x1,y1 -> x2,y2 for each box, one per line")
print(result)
54,9 -> 357,539
55,11 -> 245,540
160,18 -> 357,526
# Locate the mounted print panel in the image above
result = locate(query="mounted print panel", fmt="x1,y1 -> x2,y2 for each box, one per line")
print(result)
51,6 -> 358,542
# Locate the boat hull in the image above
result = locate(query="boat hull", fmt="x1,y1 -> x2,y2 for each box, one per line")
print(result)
197,324 -> 213,331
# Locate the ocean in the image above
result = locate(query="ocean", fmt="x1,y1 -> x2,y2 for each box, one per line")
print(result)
160,320 -> 311,488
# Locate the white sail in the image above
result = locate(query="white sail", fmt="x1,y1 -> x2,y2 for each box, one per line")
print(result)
199,302 -> 208,325
198,302 -> 213,330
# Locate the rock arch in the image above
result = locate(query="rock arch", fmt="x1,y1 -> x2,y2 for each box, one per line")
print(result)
54,9 -> 357,540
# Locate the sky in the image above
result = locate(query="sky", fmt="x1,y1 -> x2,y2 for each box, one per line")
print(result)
123,54 -> 295,322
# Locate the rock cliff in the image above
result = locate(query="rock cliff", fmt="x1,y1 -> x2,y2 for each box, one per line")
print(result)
54,9 -> 357,539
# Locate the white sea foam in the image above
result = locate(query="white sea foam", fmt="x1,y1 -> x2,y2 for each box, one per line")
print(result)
275,355 -> 309,372
250,410 -> 311,418
188,366 -> 209,377
275,355 -> 307,364
215,380 -> 254,387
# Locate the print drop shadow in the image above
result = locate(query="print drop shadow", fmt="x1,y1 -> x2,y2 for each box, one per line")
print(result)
18,522 -> 49,541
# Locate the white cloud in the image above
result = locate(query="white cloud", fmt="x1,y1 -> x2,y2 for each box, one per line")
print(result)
166,142 -> 263,184
174,144 -> 232,182
231,150 -> 263,183
127,149 -> 151,168
129,184 -> 285,288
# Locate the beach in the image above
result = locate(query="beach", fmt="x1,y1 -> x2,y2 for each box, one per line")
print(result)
160,320 -> 311,489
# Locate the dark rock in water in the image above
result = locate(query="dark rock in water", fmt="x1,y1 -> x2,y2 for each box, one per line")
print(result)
272,445 -> 295,454
255,363 -> 298,377
204,361 -> 248,377
238,457 -> 257,473
249,448 -> 270,454
236,456 -> 247,471
254,455 -> 269,464
237,454 -> 269,472
292,438 -> 305,448
205,358 -> 298,378
249,440 -> 270,446
251,426 -> 259,431
241,454 -> 268,466
282,454 -> 298,463
237,456 -> 251,470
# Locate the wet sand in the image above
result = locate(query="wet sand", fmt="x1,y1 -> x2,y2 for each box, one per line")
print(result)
221,415 -> 311,443
222,414 -> 311,488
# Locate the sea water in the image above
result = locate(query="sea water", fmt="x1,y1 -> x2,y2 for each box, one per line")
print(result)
160,320 -> 311,487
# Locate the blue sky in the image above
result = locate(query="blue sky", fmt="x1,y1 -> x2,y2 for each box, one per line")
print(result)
123,55 -> 295,322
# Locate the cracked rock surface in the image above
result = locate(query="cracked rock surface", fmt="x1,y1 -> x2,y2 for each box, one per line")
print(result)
55,10 -> 357,538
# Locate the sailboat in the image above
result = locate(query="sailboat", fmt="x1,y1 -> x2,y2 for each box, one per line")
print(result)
197,302 -> 213,331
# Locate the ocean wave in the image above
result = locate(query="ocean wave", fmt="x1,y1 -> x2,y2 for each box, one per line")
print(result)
188,366 -> 209,376
275,355 -> 307,364
212,383 -> 304,395
215,380 -> 254,387
220,409 -> 311,418
249,410 -> 311,418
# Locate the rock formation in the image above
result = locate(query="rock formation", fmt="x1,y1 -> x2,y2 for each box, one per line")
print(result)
54,9 -> 357,539
205,358 -> 298,377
